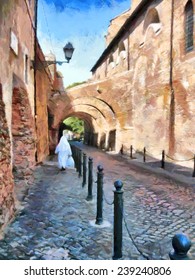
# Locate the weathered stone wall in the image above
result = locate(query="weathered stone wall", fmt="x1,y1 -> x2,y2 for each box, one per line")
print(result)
0,0 -> 35,128
0,0 -> 53,232
127,0 -> 170,156
105,9 -> 131,46
0,0 -> 36,232
35,45 -> 52,163
47,70 -> 68,153
48,71 -> 133,153
171,0 -> 195,159
0,84 -> 15,235
12,84 -> 36,181
48,0 -> 195,169
89,0 -> 195,165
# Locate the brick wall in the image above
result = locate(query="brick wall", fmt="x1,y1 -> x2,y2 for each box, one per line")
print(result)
0,84 -> 15,235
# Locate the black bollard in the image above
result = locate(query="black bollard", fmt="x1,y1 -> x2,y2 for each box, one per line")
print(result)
71,145 -> 75,163
169,233 -> 192,260
130,145 -> 133,159
78,149 -> 82,178
82,153 -> 87,187
161,150 -> 165,169
86,157 -> 93,201
75,147 -> 79,172
120,145 -> 124,155
143,147 -> 146,162
192,154 -> 195,177
95,165 -> 104,225
113,180 -> 123,260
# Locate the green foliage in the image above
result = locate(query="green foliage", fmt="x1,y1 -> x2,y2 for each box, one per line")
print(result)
63,117 -> 84,134
66,81 -> 86,89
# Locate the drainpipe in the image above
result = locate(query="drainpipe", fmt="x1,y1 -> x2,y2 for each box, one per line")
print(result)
127,32 -> 130,71
34,0 -> 38,162
169,0 -> 175,155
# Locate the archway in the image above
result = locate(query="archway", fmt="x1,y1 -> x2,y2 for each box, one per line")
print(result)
59,116 -> 84,141
47,78 -> 131,154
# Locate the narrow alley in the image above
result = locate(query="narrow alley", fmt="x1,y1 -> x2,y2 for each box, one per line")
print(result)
0,143 -> 194,260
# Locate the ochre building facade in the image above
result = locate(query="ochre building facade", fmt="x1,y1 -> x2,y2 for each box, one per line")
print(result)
49,0 -> 195,167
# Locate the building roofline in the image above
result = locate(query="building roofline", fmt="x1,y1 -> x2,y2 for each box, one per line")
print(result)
90,0 -> 149,72
109,8 -> 130,23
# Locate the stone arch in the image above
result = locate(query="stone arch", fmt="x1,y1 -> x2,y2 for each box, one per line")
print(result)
64,104 -> 110,134
12,74 -> 36,183
143,8 -> 161,34
60,110 -> 100,147
48,79 -> 131,153
71,96 -> 117,124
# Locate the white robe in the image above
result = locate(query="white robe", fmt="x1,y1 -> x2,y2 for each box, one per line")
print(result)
55,136 -> 72,169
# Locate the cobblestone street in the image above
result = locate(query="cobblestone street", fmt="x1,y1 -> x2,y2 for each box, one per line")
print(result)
0,144 -> 194,260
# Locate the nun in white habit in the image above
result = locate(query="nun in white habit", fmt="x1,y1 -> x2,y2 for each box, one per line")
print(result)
55,135 -> 72,170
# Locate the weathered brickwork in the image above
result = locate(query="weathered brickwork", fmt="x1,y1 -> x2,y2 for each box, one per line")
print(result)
105,9 -> 131,46
0,0 -> 53,232
35,44 -> 53,163
12,85 -> 36,181
0,0 -> 36,232
0,85 -> 15,235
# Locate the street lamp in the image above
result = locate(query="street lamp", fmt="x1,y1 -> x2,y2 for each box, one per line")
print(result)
63,42 -> 75,63
32,42 -> 74,69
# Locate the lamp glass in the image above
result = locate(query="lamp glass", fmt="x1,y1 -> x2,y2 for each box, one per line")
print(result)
63,42 -> 74,62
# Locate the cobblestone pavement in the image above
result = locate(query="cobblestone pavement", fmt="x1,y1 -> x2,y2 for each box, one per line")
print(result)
0,143 -> 194,260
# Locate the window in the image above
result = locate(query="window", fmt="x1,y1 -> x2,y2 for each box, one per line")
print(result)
143,8 -> 161,34
185,1 -> 194,52
109,53 -> 114,64
118,41 -> 125,53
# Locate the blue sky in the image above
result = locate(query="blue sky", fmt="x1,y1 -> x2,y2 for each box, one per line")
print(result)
38,0 -> 131,87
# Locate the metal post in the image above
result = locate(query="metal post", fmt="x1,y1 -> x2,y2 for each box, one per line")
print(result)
71,145 -> 76,169
161,150 -> 165,169
113,180 -> 123,260
74,147 -> 78,172
143,147 -> 146,162
120,145 -> 124,155
82,153 -> 87,187
169,233 -> 192,260
71,145 -> 74,161
78,149 -> 82,178
130,145 -> 133,159
192,154 -> 195,177
86,157 -> 93,201
95,165 -> 104,225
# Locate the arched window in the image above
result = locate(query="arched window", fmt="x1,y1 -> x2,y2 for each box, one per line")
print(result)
118,41 -> 125,53
109,53 -> 114,64
185,1 -> 194,52
143,8 -> 160,33
117,41 -> 126,62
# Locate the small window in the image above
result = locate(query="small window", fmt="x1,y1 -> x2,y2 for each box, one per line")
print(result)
118,41 -> 125,53
143,8 -> 160,34
185,1 -> 194,52
109,53 -> 114,64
